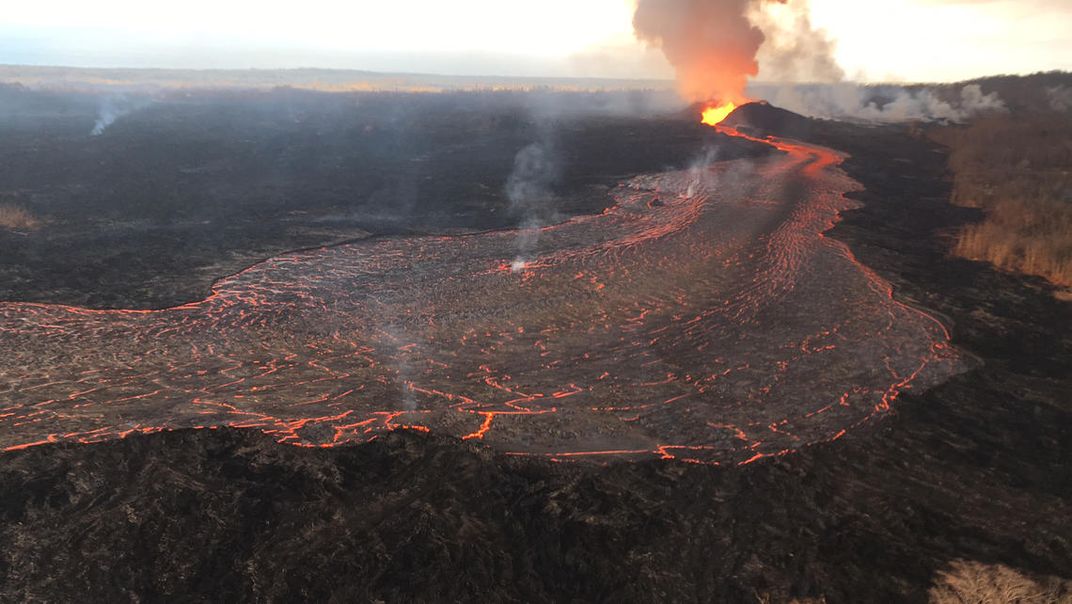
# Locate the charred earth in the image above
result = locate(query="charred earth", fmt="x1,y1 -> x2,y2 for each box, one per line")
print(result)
0,86 -> 768,309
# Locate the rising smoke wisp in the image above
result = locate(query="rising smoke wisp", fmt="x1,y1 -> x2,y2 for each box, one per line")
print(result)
90,94 -> 149,136
505,141 -> 560,272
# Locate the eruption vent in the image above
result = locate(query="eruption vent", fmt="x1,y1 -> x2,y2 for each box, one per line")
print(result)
701,101 -> 737,125
633,0 -> 786,105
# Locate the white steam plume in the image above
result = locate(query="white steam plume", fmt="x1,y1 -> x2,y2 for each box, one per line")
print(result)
751,82 -> 1007,123
90,94 -> 148,136
505,141 -> 560,272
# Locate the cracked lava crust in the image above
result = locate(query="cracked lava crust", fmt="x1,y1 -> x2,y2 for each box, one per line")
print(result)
0,129 -> 966,465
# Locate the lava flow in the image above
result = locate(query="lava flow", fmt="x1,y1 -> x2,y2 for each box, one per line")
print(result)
0,123 -> 965,465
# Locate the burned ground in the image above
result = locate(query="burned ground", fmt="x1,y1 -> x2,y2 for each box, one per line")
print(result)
0,86 -> 768,309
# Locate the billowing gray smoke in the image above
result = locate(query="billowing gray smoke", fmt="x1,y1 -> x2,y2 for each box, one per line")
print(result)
750,0 -> 844,83
751,82 -> 1007,123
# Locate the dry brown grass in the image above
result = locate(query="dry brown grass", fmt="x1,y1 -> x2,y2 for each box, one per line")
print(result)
929,560 -> 1072,603
954,198 -> 1072,287
0,203 -> 41,231
931,114 -> 1072,290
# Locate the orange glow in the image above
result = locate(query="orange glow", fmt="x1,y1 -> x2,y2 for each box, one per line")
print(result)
701,102 -> 737,126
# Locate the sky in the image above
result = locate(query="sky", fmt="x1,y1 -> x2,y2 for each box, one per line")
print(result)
1,0 -> 1070,83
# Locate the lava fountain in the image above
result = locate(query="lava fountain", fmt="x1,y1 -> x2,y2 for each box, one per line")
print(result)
701,102 -> 738,126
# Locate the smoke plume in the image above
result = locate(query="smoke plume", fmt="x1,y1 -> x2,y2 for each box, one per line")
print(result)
91,97 -> 123,136
633,0 -> 784,104
505,141 -> 560,272
750,0 -> 844,83
633,0 -> 1003,124
752,82 -> 1006,123
90,94 -> 148,136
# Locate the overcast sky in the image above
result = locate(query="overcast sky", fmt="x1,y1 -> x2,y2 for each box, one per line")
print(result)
1,0 -> 1069,82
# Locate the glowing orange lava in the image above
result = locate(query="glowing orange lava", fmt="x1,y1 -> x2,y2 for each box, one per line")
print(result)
0,124 -> 967,466
701,102 -> 737,126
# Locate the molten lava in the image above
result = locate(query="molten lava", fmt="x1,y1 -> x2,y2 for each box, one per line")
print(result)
701,102 -> 737,126
0,126 -> 967,466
